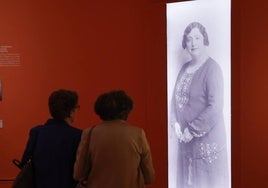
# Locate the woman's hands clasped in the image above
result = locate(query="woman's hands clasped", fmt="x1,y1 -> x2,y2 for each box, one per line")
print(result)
174,122 -> 193,143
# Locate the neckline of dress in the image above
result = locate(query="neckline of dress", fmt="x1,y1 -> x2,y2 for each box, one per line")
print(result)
186,57 -> 209,74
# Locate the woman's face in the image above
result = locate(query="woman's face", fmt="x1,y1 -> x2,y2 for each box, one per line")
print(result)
185,27 -> 206,58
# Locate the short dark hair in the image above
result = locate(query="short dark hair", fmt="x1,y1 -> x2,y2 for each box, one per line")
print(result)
182,22 -> 209,49
48,89 -> 78,121
94,90 -> 133,121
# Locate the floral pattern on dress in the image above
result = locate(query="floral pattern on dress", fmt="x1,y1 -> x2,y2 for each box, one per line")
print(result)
175,72 -> 194,111
199,142 -> 219,163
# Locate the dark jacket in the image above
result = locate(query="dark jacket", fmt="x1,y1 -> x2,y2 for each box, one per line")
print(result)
21,119 -> 82,188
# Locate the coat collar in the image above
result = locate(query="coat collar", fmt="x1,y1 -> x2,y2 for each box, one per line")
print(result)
44,118 -> 70,127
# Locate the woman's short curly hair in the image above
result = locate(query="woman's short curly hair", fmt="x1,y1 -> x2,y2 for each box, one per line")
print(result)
94,90 -> 133,121
48,89 -> 78,121
182,22 -> 209,49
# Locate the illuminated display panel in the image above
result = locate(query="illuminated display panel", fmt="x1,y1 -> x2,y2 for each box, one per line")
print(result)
167,0 -> 231,188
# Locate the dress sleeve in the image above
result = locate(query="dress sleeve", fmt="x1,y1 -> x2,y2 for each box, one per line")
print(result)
139,129 -> 155,184
73,129 -> 90,181
188,62 -> 224,137
169,67 -> 185,137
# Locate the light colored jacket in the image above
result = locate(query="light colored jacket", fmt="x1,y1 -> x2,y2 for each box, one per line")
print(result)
74,120 -> 155,188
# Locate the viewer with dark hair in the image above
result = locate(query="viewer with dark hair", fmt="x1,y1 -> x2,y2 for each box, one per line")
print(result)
74,90 -> 155,188
21,89 -> 82,188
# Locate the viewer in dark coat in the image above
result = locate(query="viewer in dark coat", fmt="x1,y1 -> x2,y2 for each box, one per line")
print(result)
21,89 -> 82,188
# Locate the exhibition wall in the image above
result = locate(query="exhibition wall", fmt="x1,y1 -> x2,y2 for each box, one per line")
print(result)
0,1 -> 166,187
0,0 -> 268,187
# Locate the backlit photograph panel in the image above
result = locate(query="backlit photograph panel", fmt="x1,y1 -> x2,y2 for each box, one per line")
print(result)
167,1 -> 231,188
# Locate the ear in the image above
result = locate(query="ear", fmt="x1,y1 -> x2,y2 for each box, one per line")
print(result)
69,110 -> 78,123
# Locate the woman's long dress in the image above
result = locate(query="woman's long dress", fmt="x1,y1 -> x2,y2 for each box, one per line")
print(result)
171,58 -> 229,188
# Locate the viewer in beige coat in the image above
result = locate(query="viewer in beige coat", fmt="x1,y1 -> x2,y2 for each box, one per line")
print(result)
74,90 -> 155,188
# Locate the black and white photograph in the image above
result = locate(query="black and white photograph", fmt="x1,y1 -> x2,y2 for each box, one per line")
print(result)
167,0 -> 231,188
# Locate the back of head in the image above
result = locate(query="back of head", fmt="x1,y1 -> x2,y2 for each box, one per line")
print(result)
94,90 -> 133,121
49,89 -> 78,121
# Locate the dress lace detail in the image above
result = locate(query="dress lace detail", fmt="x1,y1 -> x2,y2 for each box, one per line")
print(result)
175,72 -> 194,111
199,142 -> 219,163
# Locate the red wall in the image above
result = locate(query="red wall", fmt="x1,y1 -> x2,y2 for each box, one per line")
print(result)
0,1 -> 167,187
1,0 -> 268,187
239,0 -> 268,187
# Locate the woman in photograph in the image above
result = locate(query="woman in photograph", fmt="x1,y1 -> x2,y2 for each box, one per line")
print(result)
170,22 -> 228,188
